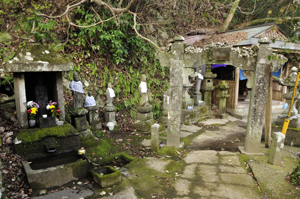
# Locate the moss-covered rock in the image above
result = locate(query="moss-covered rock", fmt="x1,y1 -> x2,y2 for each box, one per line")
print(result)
91,166 -> 121,188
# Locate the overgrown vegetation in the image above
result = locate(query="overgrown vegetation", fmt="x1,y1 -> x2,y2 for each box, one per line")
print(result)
291,160 -> 300,185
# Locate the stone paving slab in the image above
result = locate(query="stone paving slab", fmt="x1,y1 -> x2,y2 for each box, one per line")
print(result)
211,184 -> 261,199
100,187 -> 138,199
173,179 -> 191,196
181,164 -> 197,179
181,124 -> 202,133
184,150 -> 218,164
219,155 -> 242,166
180,131 -> 193,138
145,157 -> 171,173
219,173 -> 255,187
32,189 -> 93,199
200,118 -> 228,125
219,165 -> 246,174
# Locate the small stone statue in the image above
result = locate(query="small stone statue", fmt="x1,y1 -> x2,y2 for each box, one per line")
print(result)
35,77 -> 48,116
69,72 -> 84,109
139,74 -> 149,106
84,91 -> 96,108
106,83 -> 115,106
195,69 -> 204,94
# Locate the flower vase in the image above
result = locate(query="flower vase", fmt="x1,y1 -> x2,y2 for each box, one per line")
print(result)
29,120 -> 36,128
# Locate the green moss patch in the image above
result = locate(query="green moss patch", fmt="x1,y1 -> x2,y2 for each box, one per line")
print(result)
91,166 -> 121,188
17,123 -> 78,143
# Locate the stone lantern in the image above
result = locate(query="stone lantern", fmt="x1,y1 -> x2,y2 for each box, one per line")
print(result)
3,43 -> 73,128
215,81 -> 230,118
201,64 -> 217,109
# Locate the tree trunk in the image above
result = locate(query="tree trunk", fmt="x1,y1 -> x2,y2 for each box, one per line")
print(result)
220,0 -> 240,32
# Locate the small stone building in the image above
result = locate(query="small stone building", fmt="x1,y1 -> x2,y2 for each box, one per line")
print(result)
3,43 -> 73,128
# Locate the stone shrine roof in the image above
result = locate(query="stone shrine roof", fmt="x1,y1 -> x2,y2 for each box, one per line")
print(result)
3,43 -> 73,72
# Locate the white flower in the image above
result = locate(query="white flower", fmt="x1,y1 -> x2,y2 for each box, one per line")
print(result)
46,105 -> 50,110
27,101 -> 33,108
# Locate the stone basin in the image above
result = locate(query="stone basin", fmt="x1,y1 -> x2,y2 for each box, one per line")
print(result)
91,166 -> 121,188
22,151 -> 92,192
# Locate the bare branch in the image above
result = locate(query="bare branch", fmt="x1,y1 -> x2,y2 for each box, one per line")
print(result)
69,14 -> 122,28
91,0 -> 136,14
237,0 -> 256,15
118,0 -> 124,8
131,12 -> 166,52
91,6 -> 104,28
37,0 -> 88,19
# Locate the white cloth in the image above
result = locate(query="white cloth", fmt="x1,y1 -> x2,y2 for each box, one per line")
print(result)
140,82 -> 147,93
108,88 -> 115,98
197,73 -> 204,80
84,96 -> 96,107
69,81 -> 84,93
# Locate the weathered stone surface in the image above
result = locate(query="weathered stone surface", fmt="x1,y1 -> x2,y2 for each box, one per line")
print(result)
272,124 -> 300,147
39,117 -> 56,128
137,112 -> 153,121
219,173 -> 255,186
181,124 -> 201,133
219,156 -> 241,166
219,165 -> 246,174
198,165 -> 219,183
87,110 -> 99,125
145,157 -> 171,172
173,179 -> 191,196
3,43 -> 73,72
181,109 -> 198,124
268,132 -> 285,165
211,184 -> 261,199
151,123 -> 160,152
132,119 -> 156,132
181,164 -> 197,179
193,186 -> 211,197
70,108 -> 88,116
91,166 -> 121,188
184,151 -> 218,164
32,188 -> 93,199
13,73 -> 28,128
73,116 -> 88,132
209,47 -> 231,61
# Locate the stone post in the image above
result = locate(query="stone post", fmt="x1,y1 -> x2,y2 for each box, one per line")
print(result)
202,64 -> 216,109
167,36 -> 184,147
13,73 -> 28,128
215,81 -> 230,118
151,123 -> 160,152
268,132 -> 285,165
159,89 -> 171,125
55,72 -> 65,121
244,38 -> 273,153
265,72 -> 272,148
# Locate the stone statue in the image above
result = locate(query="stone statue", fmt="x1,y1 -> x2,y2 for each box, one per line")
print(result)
139,74 -> 149,106
35,77 -> 48,116
84,91 -> 96,108
106,83 -> 115,106
195,69 -> 204,94
69,72 -> 84,109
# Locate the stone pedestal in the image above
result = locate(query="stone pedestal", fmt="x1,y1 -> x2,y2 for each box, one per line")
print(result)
86,105 -> 102,130
182,84 -> 194,109
276,115 -> 300,128
70,108 -> 88,132
133,105 -> 155,132
39,117 -> 56,128
193,93 -> 203,106
268,132 -> 285,165
159,110 -> 169,125
104,105 -> 118,130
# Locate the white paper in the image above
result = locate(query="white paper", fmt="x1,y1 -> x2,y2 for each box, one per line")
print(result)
167,96 -> 169,105
140,82 -> 147,93
108,88 -> 115,98
198,73 -> 204,80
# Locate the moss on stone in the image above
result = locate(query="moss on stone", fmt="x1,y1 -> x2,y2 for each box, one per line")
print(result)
17,123 -> 78,143
91,166 -> 121,188
80,139 -> 99,149
157,147 -> 184,160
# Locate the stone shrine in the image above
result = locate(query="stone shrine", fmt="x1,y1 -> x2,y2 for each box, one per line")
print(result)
85,91 -> 102,130
202,64 -> 217,109
133,74 -> 156,132
3,43 -> 72,128
69,72 -> 88,132
104,83 -> 118,130
215,81 -> 230,118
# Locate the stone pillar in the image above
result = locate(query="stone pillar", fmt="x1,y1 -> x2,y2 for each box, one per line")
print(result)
151,123 -> 160,152
216,81 -> 230,118
159,89 -> 171,125
202,64 -> 216,109
13,73 -> 28,128
244,39 -> 273,153
265,72 -> 272,148
268,132 -> 285,165
55,72 -> 65,121
167,36 -> 184,147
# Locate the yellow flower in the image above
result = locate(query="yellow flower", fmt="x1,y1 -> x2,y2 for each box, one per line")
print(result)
51,110 -> 54,112
32,107 -> 37,112
50,105 -> 55,109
